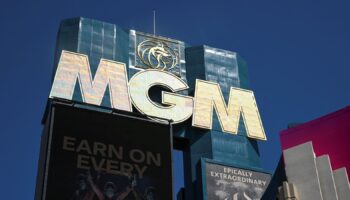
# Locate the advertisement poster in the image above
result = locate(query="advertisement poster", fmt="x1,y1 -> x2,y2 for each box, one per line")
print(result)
42,103 -> 173,200
205,161 -> 271,200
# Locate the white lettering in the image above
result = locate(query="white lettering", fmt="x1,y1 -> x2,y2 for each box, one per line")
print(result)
49,51 -> 267,140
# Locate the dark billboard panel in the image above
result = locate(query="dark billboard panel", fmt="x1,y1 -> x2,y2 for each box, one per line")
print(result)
39,102 -> 173,200
204,160 -> 271,200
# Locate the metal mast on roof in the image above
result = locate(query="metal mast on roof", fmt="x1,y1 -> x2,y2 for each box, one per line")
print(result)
153,10 -> 156,36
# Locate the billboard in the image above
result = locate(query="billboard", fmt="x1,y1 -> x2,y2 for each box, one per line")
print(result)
203,160 -> 271,200
38,102 -> 173,200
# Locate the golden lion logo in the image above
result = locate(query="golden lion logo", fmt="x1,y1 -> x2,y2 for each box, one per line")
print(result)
137,40 -> 178,70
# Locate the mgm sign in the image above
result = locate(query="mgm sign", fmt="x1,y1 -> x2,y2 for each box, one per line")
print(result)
49,50 -> 266,140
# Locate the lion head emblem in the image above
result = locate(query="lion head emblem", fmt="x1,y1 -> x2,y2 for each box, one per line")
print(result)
137,40 -> 178,70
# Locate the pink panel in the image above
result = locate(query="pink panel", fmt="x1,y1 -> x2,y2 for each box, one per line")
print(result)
280,106 -> 350,175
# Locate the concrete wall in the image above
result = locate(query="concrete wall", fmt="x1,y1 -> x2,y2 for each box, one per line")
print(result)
333,168 -> 350,200
283,142 -> 350,200
283,142 -> 323,200
316,155 -> 338,200
280,106 -> 350,179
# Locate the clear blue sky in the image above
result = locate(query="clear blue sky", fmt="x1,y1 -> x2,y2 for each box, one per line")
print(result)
1,0 -> 350,199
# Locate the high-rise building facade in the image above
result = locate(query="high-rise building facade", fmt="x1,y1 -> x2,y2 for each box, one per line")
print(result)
37,17 -> 270,200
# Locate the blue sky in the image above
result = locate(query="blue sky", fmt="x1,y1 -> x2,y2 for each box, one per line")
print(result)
1,0 -> 350,199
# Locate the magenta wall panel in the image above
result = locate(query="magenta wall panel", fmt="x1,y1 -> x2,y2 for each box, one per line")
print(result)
280,106 -> 350,175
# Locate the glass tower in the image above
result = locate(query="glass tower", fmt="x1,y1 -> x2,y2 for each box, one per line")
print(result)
53,17 -> 264,200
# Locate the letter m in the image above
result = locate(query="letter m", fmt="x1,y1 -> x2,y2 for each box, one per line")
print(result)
49,51 -> 132,111
192,79 -> 267,140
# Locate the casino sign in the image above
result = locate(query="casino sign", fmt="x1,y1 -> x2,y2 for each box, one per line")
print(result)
49,49 -> 267,141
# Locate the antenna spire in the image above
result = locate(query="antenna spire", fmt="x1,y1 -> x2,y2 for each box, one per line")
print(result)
153,10 -> 156,36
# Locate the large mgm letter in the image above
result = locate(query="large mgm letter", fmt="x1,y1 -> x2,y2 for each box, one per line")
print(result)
192,80 -> 267,140
49,51 -> 132,112
129,70 -> 193,123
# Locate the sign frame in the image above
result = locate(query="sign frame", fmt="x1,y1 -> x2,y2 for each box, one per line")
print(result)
200,158 -> 272,200
35,99 -> 174,200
